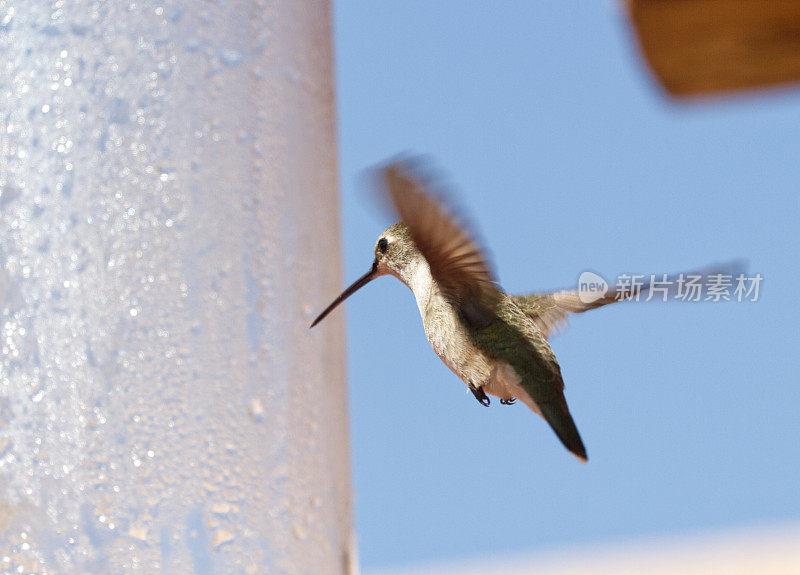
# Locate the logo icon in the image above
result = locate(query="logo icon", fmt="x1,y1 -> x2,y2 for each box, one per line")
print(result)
578,271 -> 609,303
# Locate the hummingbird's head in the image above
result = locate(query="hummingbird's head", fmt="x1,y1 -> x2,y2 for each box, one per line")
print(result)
310,222 -> 422,328
371,222 -> 421,281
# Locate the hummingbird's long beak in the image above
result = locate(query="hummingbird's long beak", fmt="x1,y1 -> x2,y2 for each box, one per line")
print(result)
310,260 -> 379,328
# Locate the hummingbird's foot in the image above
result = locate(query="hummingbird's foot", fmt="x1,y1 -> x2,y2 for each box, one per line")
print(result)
470,385 -> 491,407
500,398 -> 516,405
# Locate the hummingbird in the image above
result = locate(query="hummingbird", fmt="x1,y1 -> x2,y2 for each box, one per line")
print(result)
310,160 -> 731,461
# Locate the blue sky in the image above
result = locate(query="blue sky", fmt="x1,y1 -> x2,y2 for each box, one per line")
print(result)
332,2 -> 800,571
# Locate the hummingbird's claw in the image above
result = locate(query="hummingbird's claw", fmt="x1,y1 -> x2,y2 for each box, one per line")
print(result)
500,398 -> 516,405
470,385 -> 491,407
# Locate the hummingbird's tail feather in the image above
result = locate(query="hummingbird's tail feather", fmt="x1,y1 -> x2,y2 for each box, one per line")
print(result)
539,397 -> 588,462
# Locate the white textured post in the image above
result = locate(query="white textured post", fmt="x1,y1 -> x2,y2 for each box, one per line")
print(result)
0,1 -> 352,573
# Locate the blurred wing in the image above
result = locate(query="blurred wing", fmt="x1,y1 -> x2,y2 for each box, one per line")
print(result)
513,291 -> 619,338
515,260 -> 747,338
382,162 -> 499,327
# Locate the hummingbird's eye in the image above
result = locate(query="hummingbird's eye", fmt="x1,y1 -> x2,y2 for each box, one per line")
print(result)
378,238 -> 388,254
